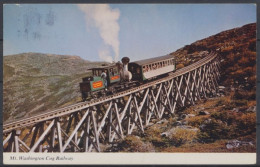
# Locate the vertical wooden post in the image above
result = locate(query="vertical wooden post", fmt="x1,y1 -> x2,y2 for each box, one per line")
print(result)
56,120 -> 63,152
14,130 -> 21,152
84,115 -> 90,152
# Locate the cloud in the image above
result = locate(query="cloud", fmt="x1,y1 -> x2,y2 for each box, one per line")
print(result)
77,4 -> 120,62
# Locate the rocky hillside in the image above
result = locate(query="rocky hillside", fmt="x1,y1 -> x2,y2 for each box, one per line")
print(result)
106,23 -> 256,152
172,23 -> 256,90
3,53 -> 106,122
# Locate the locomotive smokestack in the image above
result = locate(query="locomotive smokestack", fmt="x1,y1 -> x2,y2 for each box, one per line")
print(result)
121,57 -> 130,71
121,57 -> 132,81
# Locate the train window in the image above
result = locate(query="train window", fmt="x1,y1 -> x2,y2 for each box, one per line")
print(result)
149,64 -> 152,70
152,64 -> 155,70
137,67 -> 140,74
143,66 -> 146,72
93,70 -> 97,76
98,70 -> 102,76
109,68 -> 114,75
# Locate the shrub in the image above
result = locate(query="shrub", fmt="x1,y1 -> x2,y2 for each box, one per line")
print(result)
144,125 -> 165,147
233,90 -> 255,101
233,100 -> 248,107
211,110 -> 236,126
248,76 -> 256,88
117,135 -> 155,152
215,97 -> 232,108
235,113 -> 256,136
211,111 -> 228,121
197,119 -> 231,143
187,116 -> 209,128
170,127 -> 198,146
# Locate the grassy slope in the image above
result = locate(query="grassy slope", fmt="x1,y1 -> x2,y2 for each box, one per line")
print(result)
3,53 -> 106,122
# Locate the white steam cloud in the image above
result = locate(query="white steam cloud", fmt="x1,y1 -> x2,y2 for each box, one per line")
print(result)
77,4 -> 120,63
98,49 -> 113,63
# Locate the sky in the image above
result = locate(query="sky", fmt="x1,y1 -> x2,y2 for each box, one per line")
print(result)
3,4 -> 256,62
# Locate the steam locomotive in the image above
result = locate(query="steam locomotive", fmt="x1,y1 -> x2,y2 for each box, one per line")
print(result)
79,54 -> 176,100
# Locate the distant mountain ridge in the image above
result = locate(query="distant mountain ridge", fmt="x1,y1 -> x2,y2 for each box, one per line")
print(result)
4,52 -> 90,77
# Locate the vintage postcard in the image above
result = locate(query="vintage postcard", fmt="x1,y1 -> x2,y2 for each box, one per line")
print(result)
2,3 -> 257,165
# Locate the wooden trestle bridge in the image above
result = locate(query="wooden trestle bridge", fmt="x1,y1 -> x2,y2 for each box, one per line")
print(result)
3,52 -> 221,152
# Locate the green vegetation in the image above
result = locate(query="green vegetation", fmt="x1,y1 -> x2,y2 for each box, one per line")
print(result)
114,135 -> 155,152
170,127 -> 198,146
3,53 -> 101,122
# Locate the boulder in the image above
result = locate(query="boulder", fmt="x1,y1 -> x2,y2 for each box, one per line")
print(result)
161,125 -> 199,138
226,139 -> 240,149
187,114 -> 196,118
218,86 -> 225,90
198,110 -> 210,115
173,121 -> 182,126
156,118 -> 168,124
180,114 -> 187,120
181,120 -> 188,125
246,106 -> 256,112
226,139 -> 254,149
199,124 -> 206,131
232,108 -> 239,112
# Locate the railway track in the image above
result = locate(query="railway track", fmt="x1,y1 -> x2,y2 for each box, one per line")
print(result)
3,52 -> 218,134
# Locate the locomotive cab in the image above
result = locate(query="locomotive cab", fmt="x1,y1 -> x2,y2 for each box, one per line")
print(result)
79,64 -> 121,100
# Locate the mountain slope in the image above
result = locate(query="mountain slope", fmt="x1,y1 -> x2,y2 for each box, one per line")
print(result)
171,23 -> 256,89
106,23 -> 256,152
3,53 -> 106,122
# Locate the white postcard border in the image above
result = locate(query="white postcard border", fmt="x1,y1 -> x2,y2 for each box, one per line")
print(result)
3,153 -> 256,165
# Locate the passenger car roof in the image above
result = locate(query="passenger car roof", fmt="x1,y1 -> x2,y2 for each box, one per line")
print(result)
130,54 -> 175,66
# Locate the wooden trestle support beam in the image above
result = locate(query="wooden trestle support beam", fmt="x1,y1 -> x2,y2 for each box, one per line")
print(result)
3,54 -> 221,152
